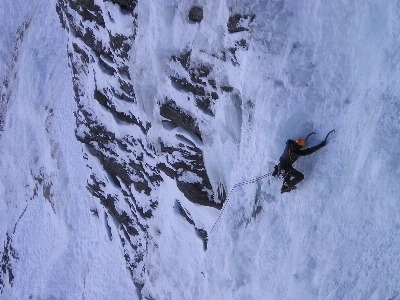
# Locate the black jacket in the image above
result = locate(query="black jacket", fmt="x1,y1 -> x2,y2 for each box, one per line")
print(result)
279,139 -> 324,167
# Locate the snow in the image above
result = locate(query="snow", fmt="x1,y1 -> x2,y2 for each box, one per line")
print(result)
0,0 -> 139,299
1,0 -> 400,299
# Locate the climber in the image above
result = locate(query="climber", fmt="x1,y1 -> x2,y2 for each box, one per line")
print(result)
272,137 -> 326,193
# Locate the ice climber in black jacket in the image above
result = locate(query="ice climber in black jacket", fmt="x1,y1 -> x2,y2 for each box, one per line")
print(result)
273,137 -> 326,193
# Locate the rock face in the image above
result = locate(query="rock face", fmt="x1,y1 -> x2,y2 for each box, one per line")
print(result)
56,0 -> 158,288
227,13 -> 255,33
55,0 -> 252,296
0,234 -> 17,290
188,6 -> 203,23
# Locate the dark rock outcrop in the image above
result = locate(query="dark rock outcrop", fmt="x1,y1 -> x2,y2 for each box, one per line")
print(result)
176,200 -> 208,250
0,234 -> 17,292
111,0 -> 137,11
57,0 -> 157,288
227,13 -> 255,33
188,6 -> 203,23
56,0 -> 228,291
54,0 -> 257,294
170,51 -> 217,116
160,98 -> 202,140
159,137 -> 221,208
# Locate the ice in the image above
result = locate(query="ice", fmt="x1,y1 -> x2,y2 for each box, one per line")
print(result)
203,0 -> 400,299
1,0 -> 400,299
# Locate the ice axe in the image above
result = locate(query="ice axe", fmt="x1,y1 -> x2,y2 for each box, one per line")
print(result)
305,130 -> 335,143
305,132 -> 316,141
324,129 -> 335,142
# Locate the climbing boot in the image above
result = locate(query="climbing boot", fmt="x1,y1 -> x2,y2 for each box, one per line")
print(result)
281,182 -> 297,194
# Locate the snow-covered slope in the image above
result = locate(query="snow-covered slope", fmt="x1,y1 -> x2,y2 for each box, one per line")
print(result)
1,0 -> 400,299
0,0 -> 139,299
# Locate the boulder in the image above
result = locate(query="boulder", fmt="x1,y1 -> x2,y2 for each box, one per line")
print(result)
188,6 -> 203,23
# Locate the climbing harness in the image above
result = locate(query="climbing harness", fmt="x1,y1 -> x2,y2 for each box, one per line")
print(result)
273,164 -> 293,178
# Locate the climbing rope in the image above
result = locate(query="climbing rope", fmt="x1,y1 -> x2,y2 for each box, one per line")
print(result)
208,129 -> 336,239
209,170 -> 274,235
